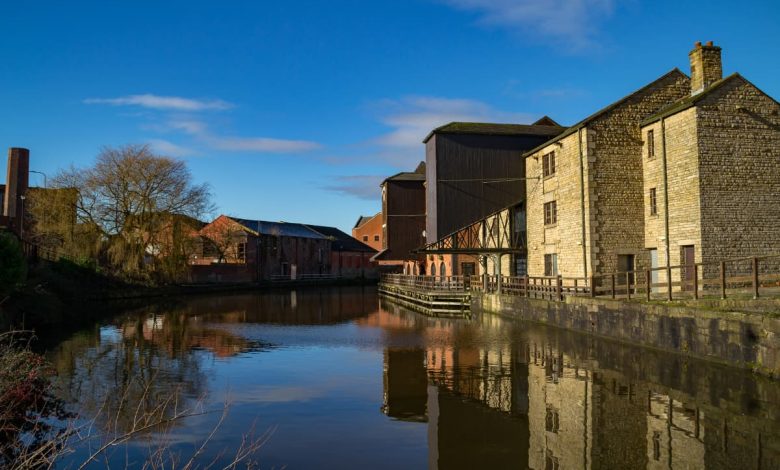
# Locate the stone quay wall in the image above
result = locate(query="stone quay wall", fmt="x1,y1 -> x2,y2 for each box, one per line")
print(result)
473,293 -> 780,377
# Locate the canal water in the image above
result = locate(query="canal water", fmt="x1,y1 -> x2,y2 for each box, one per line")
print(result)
42,286 -> 780,469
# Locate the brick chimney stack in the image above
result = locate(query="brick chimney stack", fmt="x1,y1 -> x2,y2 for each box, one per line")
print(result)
3,147 -> 30,219
689,41 -> 722,95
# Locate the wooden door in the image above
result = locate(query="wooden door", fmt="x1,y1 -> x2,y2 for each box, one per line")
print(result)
682,245 -> 695,291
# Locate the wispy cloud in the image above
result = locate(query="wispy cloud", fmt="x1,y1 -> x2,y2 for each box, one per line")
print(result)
373,95 -> 532,149
146,138 -> 197,157
169,118 -> 321,153
85,94 -> 233,111
86,94 -> 322,155
441,0 -> 616,50
322,175 -> 385,200
322,95 -> 531,199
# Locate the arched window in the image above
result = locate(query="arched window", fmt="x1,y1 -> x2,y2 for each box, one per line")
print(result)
440,263 -> 446,278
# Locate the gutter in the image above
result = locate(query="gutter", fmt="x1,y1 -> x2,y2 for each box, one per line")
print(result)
578,128 -> 588,279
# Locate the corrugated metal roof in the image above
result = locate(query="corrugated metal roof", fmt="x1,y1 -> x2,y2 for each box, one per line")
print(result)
305,224 -> 377,252
228,217 -> 327,239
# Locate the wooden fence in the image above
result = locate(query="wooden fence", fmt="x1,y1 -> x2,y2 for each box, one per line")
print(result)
380,253 -> 780,303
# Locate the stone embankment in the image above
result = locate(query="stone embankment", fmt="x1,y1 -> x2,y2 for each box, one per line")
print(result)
473,293 -> 780,378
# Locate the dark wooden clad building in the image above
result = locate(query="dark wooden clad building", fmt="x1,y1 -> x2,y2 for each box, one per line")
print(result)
423,119 -> 565,244
372,162 -> 426,273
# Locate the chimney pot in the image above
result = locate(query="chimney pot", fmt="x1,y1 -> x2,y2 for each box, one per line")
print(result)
706,40 -> 713,47
695,41 -> 702,48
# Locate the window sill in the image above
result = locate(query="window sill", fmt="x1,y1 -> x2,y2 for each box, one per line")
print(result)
543,174 -> 557,181
544,223 -> 558,229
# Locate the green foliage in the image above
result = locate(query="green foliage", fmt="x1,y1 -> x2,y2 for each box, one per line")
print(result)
0,233 -> 26,296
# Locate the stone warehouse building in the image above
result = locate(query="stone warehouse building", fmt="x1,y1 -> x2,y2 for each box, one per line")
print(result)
525,42 -> 780,283
641,42 -> 780,285
525,68 -> 691,280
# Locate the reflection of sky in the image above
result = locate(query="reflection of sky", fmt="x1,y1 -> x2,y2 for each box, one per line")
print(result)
64,319 -> 429,469
98,325 -> 122,343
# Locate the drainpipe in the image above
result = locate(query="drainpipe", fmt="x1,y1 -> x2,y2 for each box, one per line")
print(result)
578,128 -> 588,281
661,118 -> 672,296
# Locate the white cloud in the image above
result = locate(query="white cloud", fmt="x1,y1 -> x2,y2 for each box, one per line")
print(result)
323,175 -> 385,200
146,138 -> 197,157
210,136 -> 321,153
167,118 -> 321,154
85,94 -> 232,111
374,95 -> 533,148
441,0 -> 616,49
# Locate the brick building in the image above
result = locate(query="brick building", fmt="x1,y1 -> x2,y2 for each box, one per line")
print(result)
0,147 -> 30,235
194,215 -> 377,282
352,212 -> 383,252
304,224 -> 378,279
372,162 -> 427,274
640,42 -> 780,285
195,215 -> 331,282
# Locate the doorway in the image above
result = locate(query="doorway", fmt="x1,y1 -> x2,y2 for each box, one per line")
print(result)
648,249 -> 659,293
681,245 -> 695,291
617,254 -> 635,292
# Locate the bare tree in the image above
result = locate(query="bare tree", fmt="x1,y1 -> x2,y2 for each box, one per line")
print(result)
32,144 -> 213,281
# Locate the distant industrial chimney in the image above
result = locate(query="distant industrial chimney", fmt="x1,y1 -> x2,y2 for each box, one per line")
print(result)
3,147 -> 30,219
689,41 -> 722,95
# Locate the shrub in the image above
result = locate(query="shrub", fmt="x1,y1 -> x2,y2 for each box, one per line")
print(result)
0,233 -> 26,296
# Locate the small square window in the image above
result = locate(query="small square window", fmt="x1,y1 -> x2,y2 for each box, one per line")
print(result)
362,235 -> 368,242
374,235 -> 380,242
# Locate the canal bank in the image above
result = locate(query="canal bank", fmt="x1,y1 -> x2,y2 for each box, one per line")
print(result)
472,293 -> 780,378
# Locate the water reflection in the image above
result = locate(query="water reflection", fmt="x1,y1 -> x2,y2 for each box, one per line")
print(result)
43,288 -> 780,469
374,298 -> 780,470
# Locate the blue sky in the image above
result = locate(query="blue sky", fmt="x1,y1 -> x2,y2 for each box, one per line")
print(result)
1,1 -> 779,233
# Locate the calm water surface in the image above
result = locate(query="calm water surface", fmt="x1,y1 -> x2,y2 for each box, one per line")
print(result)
42,286 -> 780,469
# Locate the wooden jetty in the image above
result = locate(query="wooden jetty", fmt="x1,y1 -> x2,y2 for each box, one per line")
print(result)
378,275 -> 471,316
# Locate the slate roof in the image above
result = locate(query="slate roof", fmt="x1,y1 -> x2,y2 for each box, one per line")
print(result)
305,224 -> 377,253
228,217 -> 327,239
423,121 -> 564,143
523,68 -> 690,157
382,161 -> 426,185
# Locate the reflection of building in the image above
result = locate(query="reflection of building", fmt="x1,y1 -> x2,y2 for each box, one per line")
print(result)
371,301 -> 780,469
382,349 -> 428,422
